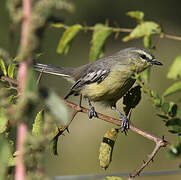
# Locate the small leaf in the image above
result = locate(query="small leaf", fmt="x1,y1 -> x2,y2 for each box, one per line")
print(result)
143,35 -> 152,49
8,63 -> 16,78
0,108 -> 9,134
89,24 -> 113,62
167,55 -> 181,79
161,102 -> 178,117
57,24 -> 82,54
123,86 -> 141,116
50,128 -> 64,155
51,23 -> 65,28
168,103 -> 178,117
163,81 -> 181,97
99,128 -> 119,169
32,109 -> 44,136
50,135 -> 59,155
123,21 -> 161,42
0,59 -> 7,76
142,67 -> 151,83
166,118 -> 181,133
151,91 -> 162,107
168,143 -> 181,159
157,114 -> 169,120
0,136 -> 11,179
39,88 -> 69,125
25,67 -> 38,95
127,11 -> 144,22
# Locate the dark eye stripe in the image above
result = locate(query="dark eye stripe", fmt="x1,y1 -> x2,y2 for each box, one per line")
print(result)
140,54 -> 147,59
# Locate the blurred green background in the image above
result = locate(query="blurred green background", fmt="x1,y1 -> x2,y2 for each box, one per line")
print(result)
1,0 -> 181,179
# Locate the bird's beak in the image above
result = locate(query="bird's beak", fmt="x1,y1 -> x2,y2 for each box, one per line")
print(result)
151,59 -> 163,66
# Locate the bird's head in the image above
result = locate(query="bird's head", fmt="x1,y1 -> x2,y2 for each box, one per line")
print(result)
125,47 -> 163,73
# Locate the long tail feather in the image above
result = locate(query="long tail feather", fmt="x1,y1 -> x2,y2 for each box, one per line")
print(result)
34,63 -> 75,78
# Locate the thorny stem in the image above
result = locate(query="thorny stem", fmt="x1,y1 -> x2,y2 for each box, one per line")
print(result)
15,0 -> 32,179
60,97 -> 170,178
130,138 -> 169,178
15,123 -> 27,180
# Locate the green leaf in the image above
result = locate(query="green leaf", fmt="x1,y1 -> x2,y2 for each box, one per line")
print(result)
50,135 -> 59,155
123,86 -> 142,116
168,143 -> 181,159
127,11 -> 144,22
143,35 -> 152,49
0,136 -> 11,179
163,81 -> 181,97
167,55 -> 181,79
8,156 -> 16,167
32,109 -> 44,136
51,23 -> 65,28
123,21 -> 161,42
0,58 -> 7,76
8,63 -> 16,78
25,67 -> 38,95
57,24 -> 82,54
0,108 -> 8,133
142,67 -> 151,83
166,118 -> 181,133
89,24 -> 113,62
50,128 -> 64,155
157,114 -> 169,120
39,88 -> 69,125
151,91 -> 162,107
161,102 -> 178,117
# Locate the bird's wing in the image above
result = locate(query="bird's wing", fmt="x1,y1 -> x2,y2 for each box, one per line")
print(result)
72,68 -> 110,90
64,67 -> 110,99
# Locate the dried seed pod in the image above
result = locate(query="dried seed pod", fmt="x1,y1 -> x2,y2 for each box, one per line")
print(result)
99,128 -> 119,169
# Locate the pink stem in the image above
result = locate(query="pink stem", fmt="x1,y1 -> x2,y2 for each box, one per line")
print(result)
15,0 -> 31,179
21,0 -> 31,46
15,123 -> 27,180
17,62 -> 27,94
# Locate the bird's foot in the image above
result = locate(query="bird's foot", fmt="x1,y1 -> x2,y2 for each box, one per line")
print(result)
120,115 -> 129,134
89,106 -> 98,119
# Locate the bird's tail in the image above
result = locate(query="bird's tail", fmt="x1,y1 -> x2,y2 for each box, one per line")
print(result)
34,63 -> 76,79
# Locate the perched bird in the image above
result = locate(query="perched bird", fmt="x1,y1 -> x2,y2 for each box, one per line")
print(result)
34,47 -> 162,132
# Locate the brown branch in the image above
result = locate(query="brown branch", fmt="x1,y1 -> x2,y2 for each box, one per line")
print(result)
60,97 -> 170,178
130,137 -> 168,178
1,76 -> 18,85
52,24 -> 181,41
163,33 -> 181,41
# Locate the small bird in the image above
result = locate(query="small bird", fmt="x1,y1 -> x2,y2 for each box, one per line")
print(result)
34,47 -> 162,132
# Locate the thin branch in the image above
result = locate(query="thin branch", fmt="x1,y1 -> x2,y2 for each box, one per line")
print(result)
60,97 -> 170,178
1,76 -> 18,85
130,137 -> 168,178
52,23 -> 181,41
36,67 -> 46,85
163,33 -> 181,41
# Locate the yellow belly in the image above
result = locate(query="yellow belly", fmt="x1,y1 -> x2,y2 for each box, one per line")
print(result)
81,68 -> 134,104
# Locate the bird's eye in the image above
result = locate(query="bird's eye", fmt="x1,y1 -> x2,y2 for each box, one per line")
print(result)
140,54 -> 147,60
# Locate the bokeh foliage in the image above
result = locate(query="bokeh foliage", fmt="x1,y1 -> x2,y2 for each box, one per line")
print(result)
0,1 -> 181,179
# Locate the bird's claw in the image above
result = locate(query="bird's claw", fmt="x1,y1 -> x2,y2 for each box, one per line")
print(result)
89,106 -> 98,119
121,116 -> 129,134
